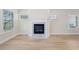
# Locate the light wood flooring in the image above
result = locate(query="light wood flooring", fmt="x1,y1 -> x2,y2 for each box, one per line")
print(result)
0,35 -> 79,50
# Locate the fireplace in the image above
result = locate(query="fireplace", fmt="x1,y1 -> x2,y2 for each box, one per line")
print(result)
34,24 -> 44,34
28,19 -> 49,38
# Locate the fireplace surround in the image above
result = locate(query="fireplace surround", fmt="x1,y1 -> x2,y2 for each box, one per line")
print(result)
29,19 -> 49,39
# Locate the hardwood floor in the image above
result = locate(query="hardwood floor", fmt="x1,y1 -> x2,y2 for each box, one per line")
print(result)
0,35 -> 79,50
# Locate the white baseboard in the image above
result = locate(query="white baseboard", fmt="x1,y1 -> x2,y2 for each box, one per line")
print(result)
19,33 -> 28,35
0,34 -> 19,44
50,33 -> 79,35
20,33 -> 79,35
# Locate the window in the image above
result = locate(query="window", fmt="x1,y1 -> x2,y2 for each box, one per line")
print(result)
3,10 -> 14,31
69,15 -> 78,28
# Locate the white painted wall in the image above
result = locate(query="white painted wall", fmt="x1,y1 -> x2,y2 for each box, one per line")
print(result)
18,9 -> 30,34
19,9 -> 79,35
19,9 -> 49,34
50,9 -> 79,34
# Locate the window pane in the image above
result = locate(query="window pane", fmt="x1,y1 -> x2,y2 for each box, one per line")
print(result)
3,10 -> 14,31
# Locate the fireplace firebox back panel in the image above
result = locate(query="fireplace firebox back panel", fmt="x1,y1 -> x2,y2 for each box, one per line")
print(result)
34,24 -> 44,34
